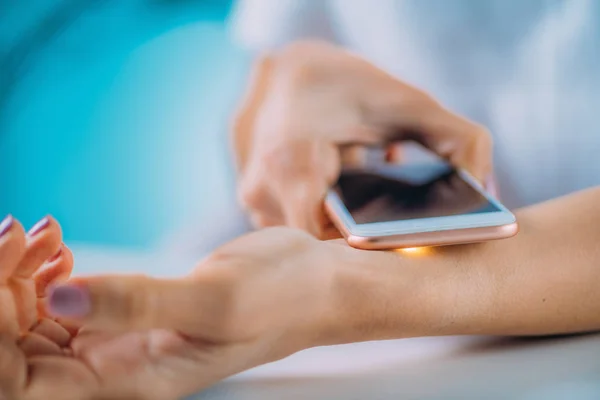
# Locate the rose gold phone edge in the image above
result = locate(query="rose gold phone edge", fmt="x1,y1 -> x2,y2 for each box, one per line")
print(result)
325,199 -> 519,250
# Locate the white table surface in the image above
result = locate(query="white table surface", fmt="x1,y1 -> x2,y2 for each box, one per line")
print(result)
71,245 -> 600,400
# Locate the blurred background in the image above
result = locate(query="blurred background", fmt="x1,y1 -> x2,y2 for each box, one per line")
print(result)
0,0 -> 245,249
2,0 -> 598,253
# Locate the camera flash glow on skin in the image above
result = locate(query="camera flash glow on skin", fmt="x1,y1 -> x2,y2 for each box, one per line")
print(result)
396,247 -> 429,256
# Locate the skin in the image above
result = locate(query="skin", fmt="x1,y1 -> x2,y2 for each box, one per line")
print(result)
2,41 -> 599,399
3,217 -> 317,400
232,41 -> 493,237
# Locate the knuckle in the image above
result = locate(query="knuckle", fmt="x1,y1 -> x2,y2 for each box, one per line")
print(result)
461,124 -> 494,178
250,213 -> 276,229
470,123 -> 493,147
277,41 -> 335,86
238,179 -> 264,210
470,125 -> 494,162
261,141 -> 318,179
261,145 -> 292,173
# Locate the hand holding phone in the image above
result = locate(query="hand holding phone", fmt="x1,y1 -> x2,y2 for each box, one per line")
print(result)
326,143 -> 518,249
232,41 -> 497,239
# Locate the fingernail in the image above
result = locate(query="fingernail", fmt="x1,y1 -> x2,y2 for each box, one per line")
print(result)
28,217 -> 50,237
0,215 -> 14,237
47,285 -> 91,318
47,245 -> 63,263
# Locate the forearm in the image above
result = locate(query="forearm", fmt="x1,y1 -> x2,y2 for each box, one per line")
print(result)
331,187 -> 600,344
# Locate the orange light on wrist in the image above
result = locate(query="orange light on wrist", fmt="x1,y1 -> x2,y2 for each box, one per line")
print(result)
395,247 -> 430,256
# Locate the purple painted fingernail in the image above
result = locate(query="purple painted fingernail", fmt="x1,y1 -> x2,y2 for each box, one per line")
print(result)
28,216 -> 50,237
47,285 -> 91,318
0,215 -> 14,237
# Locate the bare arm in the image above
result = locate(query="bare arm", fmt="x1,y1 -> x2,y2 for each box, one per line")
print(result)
46,187 -> 600,398
334,187 -> 600,343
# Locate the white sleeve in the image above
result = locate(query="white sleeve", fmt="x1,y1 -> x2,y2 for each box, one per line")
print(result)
228,0 -> 340,52
328,0 -> 439,89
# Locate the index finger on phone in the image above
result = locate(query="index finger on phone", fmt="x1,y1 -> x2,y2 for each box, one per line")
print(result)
420,107 -> 493,183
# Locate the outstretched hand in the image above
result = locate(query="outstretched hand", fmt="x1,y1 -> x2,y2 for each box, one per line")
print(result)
0,215 -> 83,400
42,226 -> 366,400
0,215 -> 400,400
1,217 -> 310,400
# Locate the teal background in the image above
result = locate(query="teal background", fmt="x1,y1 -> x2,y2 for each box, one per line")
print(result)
0,1 -> 247,249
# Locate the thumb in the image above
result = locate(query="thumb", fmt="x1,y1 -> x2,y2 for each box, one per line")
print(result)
46,275 -> 212,334
280,181 -> 327,237
276,141 -> 341,237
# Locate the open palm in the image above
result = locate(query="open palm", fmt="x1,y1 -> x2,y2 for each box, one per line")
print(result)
1,217 -> 257,400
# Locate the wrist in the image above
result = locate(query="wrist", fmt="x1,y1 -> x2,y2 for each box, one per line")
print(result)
322,243 -> 500,344
318,245 -> 438,344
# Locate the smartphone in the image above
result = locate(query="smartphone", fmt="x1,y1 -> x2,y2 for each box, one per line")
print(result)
325,143 -> 518,250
